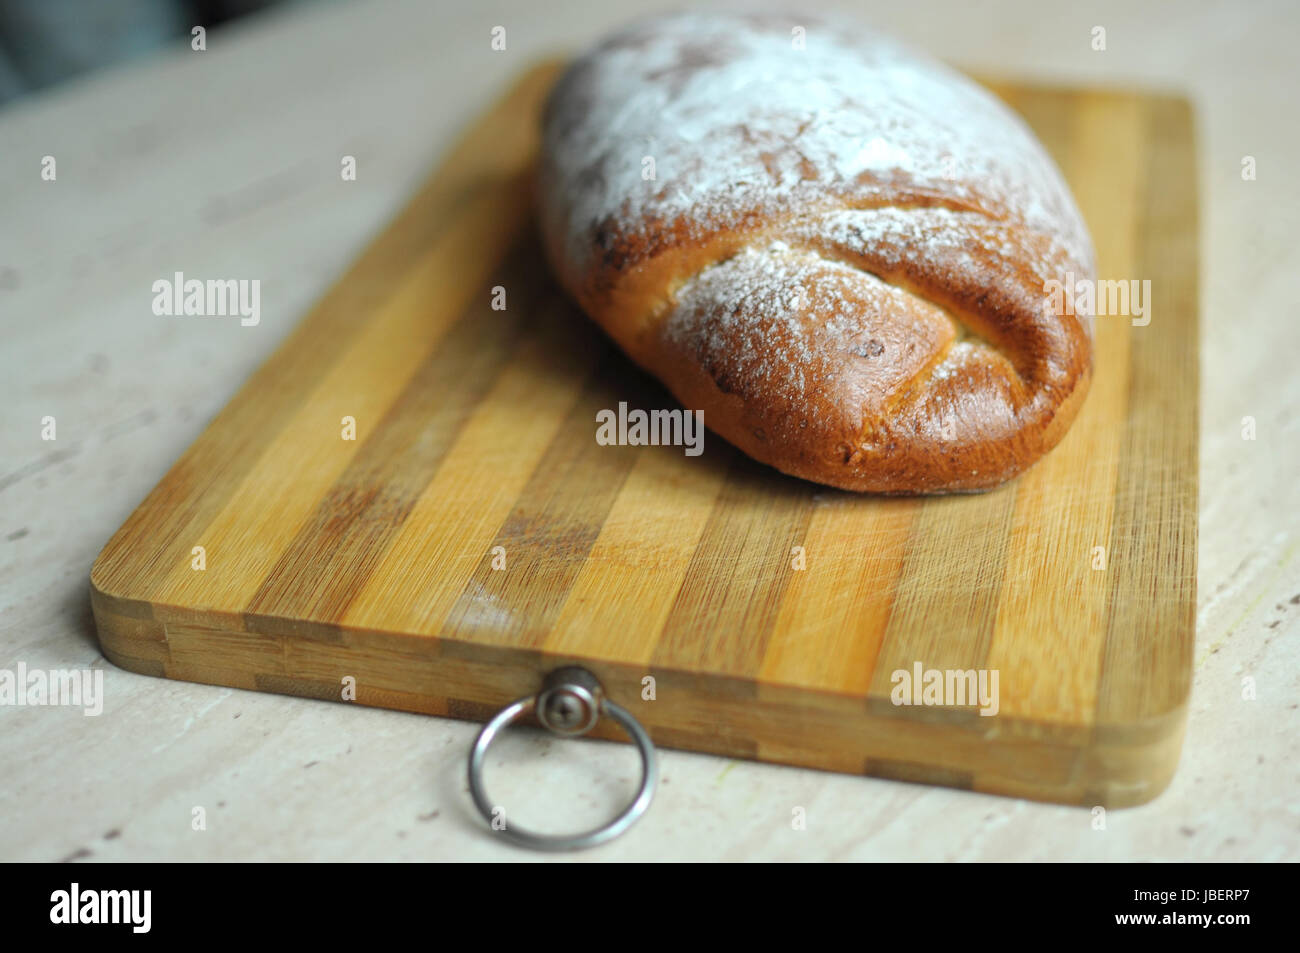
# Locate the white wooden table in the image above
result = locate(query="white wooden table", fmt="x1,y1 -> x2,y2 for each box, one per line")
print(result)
1,0 -> 1296,861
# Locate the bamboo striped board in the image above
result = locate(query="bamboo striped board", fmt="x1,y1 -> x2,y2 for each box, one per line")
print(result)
91,63 -> 1198,807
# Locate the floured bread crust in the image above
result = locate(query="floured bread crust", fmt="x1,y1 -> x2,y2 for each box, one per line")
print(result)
538,11 -> 1095,493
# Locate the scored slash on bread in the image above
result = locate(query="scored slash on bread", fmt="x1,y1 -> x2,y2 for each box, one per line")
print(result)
538,11 -> 1095,493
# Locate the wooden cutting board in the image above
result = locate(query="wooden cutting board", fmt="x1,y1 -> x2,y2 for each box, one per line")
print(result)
91,63 -> 1198,807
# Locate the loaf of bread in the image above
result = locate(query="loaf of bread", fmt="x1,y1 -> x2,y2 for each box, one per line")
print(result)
537,11 -> 1095,493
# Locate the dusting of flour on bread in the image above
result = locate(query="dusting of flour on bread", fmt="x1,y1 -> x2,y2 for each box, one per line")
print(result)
542,11 -> 1092,274
668,242 -> 951,410
536,10 -> 1097,493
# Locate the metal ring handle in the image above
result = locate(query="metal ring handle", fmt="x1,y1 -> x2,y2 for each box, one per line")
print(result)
467,671 -> 657,852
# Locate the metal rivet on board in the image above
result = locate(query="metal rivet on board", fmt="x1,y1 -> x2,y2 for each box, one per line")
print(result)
467,666 -> 657,851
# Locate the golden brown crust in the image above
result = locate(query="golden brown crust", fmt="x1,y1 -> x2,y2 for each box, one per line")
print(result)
538,12 -> 1095,493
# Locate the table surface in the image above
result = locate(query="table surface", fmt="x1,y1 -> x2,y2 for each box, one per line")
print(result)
1,0 -> 1296,862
